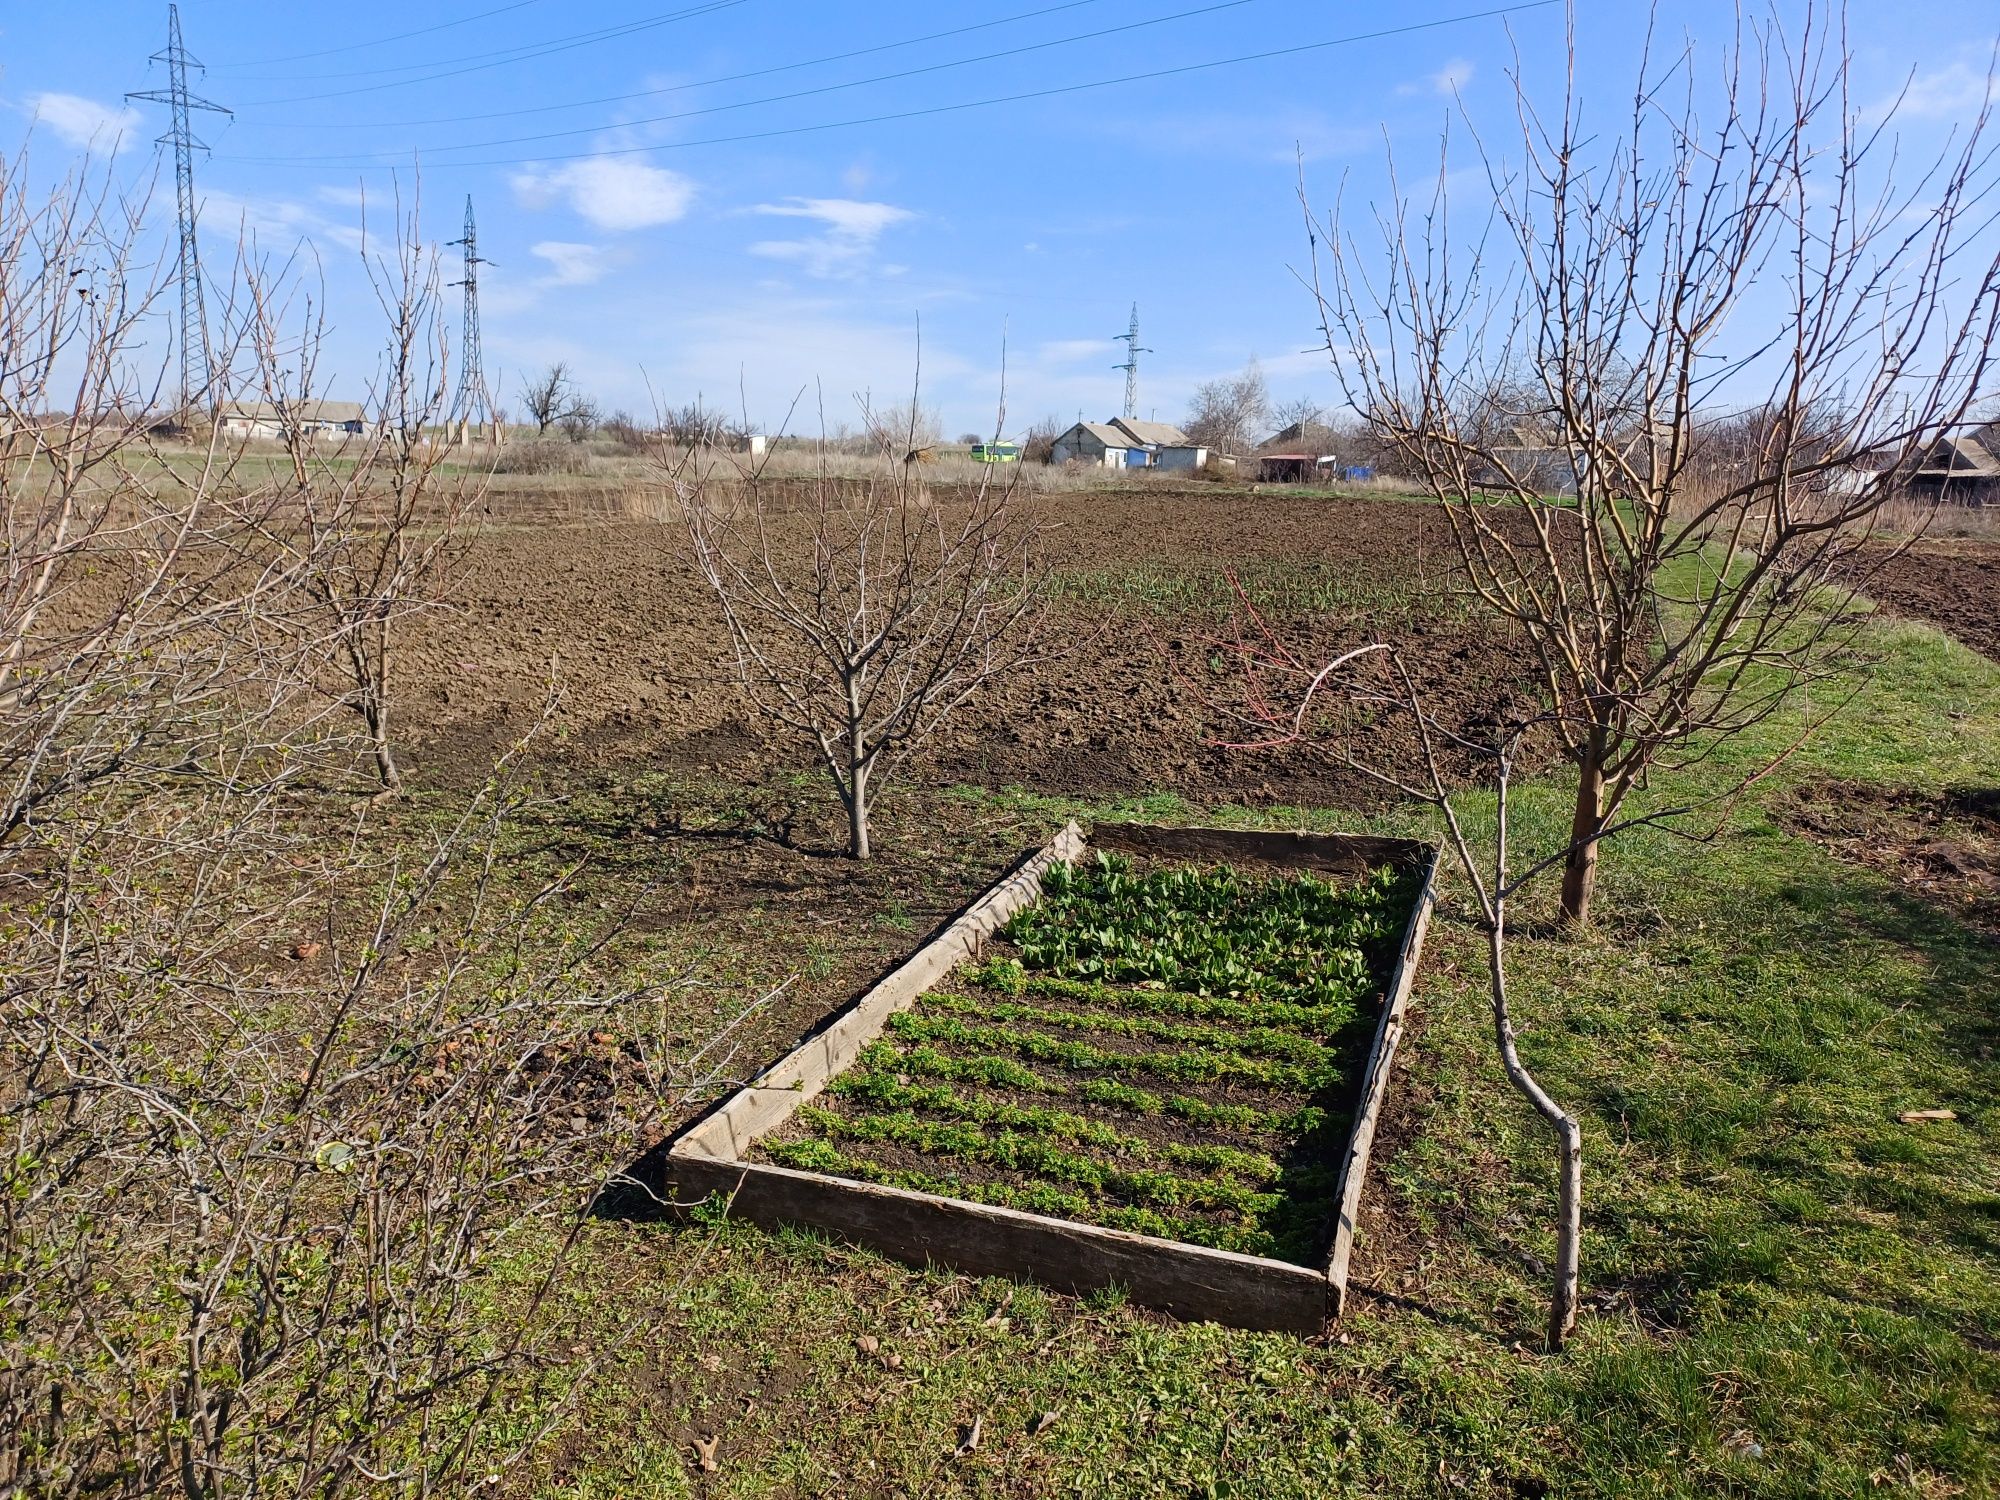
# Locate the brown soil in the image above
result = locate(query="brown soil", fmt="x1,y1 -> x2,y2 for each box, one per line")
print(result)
1780,778 -> 2000,933
390,491 -> 1534,809
1848,538 -> 2000,662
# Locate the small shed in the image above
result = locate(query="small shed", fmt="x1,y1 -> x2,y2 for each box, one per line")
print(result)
1256,453 -> 1337,483
219,400 -> 369,442
1049,421 -> 1138,468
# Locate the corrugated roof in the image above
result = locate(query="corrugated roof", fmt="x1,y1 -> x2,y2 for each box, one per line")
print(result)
1109,417 -> 1188,447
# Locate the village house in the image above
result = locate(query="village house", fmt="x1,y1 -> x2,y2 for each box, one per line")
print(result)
217,400 -> 370,442
1909,423 -> 2000,505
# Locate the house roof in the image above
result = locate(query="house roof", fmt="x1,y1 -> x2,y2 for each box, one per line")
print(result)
1109,417 -> 1188,447
1057,421 -> 1133,450
1259,420 -> 1337,454
1916,431 -> 2000,479
220,399 -> 367,424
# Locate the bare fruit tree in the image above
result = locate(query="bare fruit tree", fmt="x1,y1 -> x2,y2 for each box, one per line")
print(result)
241,195 -> 476,795
1312,5 -> 2000,924
1,712 -> 770,1495
683,444 -> 1049,859
0,162 -> 772,1493
0,155 -> 318,841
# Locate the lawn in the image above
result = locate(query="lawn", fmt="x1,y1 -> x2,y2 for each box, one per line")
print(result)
473,608 -> 2000,1498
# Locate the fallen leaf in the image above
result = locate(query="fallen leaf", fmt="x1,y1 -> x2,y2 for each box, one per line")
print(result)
290,940 -> 323,961
692,1435 -> 718,1473
1899,1108 -> 1957,1123
954,1415 -> 983,1458
1027,1410 -> 1059,1437
855,1335 -> 879,1356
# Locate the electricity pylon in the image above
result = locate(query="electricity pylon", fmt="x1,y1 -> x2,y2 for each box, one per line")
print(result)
1113,303 -> 1151,422
129,4 -> 230,421
447,196 -> 493,443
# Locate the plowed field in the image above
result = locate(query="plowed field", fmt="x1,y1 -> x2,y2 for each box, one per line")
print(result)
395,489 -> 1528,809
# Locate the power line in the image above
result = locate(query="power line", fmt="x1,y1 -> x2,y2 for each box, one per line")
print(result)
240,0 -> 1268,165
211,0 -> 560,70
242,0 -> 1111,130
129,4 -> 231,417
232,0 -> 748,100
221,1 -> 1561,172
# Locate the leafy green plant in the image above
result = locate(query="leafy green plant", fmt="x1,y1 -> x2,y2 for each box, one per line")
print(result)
767,853 -> 1411,1267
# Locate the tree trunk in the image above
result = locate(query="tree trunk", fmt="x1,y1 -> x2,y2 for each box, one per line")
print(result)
1559,736 -> 1608,925
847,758 -> 871,860
363,692 -> 401,795
1487,919 -> 1582,1351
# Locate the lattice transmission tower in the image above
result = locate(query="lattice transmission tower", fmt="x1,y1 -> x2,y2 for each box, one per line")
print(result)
129,4 -> 230,420
448,196 -> 494,442
1113,303 -> 1151,422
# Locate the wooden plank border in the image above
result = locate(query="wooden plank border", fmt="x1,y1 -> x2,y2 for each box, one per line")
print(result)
664,821 -> 1437,1334
1325,842 -> 1440,1314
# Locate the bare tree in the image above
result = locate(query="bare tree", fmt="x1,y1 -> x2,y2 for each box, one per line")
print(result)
557,392 -> 601,444
0,155 -> 323,842
241,195 -> 475,795
1313,4 -> 2000,924
1183,358 -> 1271,454
1271,395 -> 1324,432
860,396 -> 943,458
0,710 -> 773,1495
1022,413 -> 1066,464
682,445 -> 1049,859
0,164 -> 775,1494
520,361 -> 573,435
658,400 -> 736,450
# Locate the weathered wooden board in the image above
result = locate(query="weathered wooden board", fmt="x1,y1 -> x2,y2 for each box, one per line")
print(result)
672,1155 -> 1331,1334
1323,842 -> 1441,1314
664,820 -> 1437,1335
675,822 -> 1086,1164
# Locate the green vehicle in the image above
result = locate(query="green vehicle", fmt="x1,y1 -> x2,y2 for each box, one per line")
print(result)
968,442 -> 1021,463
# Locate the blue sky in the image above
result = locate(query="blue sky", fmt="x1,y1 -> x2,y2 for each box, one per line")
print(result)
4,1 -> 1997,435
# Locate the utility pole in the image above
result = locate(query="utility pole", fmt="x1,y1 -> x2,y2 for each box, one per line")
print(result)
129,4 -> 230,423
1113,303 -> 1151,422
447,196 -> 493,444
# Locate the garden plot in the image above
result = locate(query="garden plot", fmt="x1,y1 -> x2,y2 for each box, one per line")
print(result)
663,823 -> 1437,1333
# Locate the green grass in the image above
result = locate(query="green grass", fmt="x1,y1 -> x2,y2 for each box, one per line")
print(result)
1048,558 -> 1465,622
506,611 -> 2000,1498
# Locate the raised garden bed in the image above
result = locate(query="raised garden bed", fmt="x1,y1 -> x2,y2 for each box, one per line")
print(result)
663,822 -> 1438,1333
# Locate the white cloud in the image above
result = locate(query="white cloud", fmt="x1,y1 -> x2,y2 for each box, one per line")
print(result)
530,241 -> 610,286
1400,58 -> 1475,97
1038,337 -> 1114,364
1867,58 -> 1997,122
511,157 -> 695,231
24,92 -> 140,153
197,189 -> 365,254
747,197 -> 917,279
